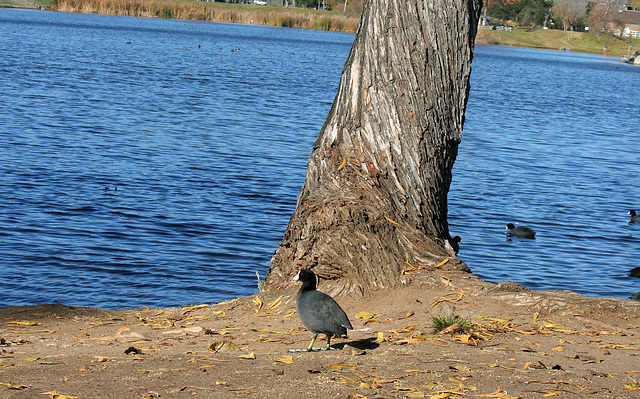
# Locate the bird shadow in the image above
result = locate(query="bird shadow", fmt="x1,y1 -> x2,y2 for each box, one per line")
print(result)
335,337 -> 380,351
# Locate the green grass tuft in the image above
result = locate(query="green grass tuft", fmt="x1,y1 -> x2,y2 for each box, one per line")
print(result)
431,315 -> 473,334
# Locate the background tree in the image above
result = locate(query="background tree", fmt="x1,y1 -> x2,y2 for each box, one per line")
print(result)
552,0 -> 589,30
265,0 -> 482,294
486,0 -> 553,26
329,0 -> 365,13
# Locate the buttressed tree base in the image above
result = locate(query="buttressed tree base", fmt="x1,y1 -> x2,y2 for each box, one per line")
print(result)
266,0 -> 483,295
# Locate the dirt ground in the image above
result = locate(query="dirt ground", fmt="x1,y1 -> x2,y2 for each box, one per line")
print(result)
1,269 -> 640,399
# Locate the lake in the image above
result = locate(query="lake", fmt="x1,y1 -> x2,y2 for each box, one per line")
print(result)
1,9 -> 639,309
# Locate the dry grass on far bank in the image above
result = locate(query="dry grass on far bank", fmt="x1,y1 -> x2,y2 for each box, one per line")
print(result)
477,27 -> 640,57
51,0 -> 361,32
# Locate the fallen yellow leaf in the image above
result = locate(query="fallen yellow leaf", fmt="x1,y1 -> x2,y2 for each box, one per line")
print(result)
275,357 -> 294,364
374,331 -> 385,343
40,392 -> 79,399
329,364 -> 357,369
0,382 -> 28,389
384,216 -> 400,226
181,304 -> 209,311
355,311 -> 375,320
338,156 -> 347,170
116,327 -> 130,335
238,352 -> 256,360
399,311 -> 414,319
253,297 -> 263,310
7,321 -> 41,326
266,295 -> 284,310
542,320 -> 564,329
434,258 -> 449,268
91,336 -> 116,341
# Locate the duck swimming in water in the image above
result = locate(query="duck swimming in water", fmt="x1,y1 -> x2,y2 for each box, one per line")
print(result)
506,223 -> 536,239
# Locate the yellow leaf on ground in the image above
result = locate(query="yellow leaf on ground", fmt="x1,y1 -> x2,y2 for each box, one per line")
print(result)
552,346 -> 564,352
338,156 -> 347,170
542,392 -> 562,397
116,327 -> 130,335
266,295 -> 284,310
239,352 -> 256,360
0,382 -> 29,389
399,311 -> 414,319
208,340 -> 239,352
434,258 -> 449,268
40,392 -> 79,399
623,383 -> 640,390
181,304 -> 208,311
275,357 -> 294,364
542,320 -> 564,329
329,364 -> 357,369
7,321 -> 41,326
355,311 -> 375,320
384,215 -> 401,226
91,358 -> 110,363
374,331 -> 385,343
91,336 -> 116,341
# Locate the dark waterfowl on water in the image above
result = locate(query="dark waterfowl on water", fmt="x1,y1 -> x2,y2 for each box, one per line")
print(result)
629,210 -> 640,223
292,269 -> 353,352
506,223 -> 536,239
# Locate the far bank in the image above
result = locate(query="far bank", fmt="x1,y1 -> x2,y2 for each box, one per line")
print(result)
3,0 -> 640,56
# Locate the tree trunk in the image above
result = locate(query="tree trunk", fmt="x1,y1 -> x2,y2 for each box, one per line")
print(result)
266,0 -> 482,295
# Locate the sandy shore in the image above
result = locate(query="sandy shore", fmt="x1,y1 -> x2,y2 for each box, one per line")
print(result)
1,269 -> 639,398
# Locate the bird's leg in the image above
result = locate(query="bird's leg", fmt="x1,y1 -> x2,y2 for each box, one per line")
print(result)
325,334 -> 332,350
306,333 -> 318,351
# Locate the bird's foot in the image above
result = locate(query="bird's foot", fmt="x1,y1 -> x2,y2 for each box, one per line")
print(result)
287,347 -> 336,353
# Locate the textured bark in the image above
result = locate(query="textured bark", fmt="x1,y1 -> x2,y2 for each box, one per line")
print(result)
266,0 -> 482,295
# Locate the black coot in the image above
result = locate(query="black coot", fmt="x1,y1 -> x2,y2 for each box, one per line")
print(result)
446,236 -> 461,254
293,269 -> 353,351
629,210 -> 640,223
506,223 -> 536,239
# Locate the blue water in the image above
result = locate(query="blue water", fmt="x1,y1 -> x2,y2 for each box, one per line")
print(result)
451,45 -> 640,299
1,9 -> 638,308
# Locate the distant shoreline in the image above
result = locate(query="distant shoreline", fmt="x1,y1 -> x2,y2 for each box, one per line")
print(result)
3,1 -> 639,56
0,2 -> 42,8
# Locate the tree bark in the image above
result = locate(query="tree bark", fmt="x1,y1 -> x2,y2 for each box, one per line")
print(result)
266,0 -> 482,295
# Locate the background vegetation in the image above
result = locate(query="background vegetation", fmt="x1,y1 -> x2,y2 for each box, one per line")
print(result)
3,0 -> 639,55
49,0 -> 361,31
477,26 -> 640,55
